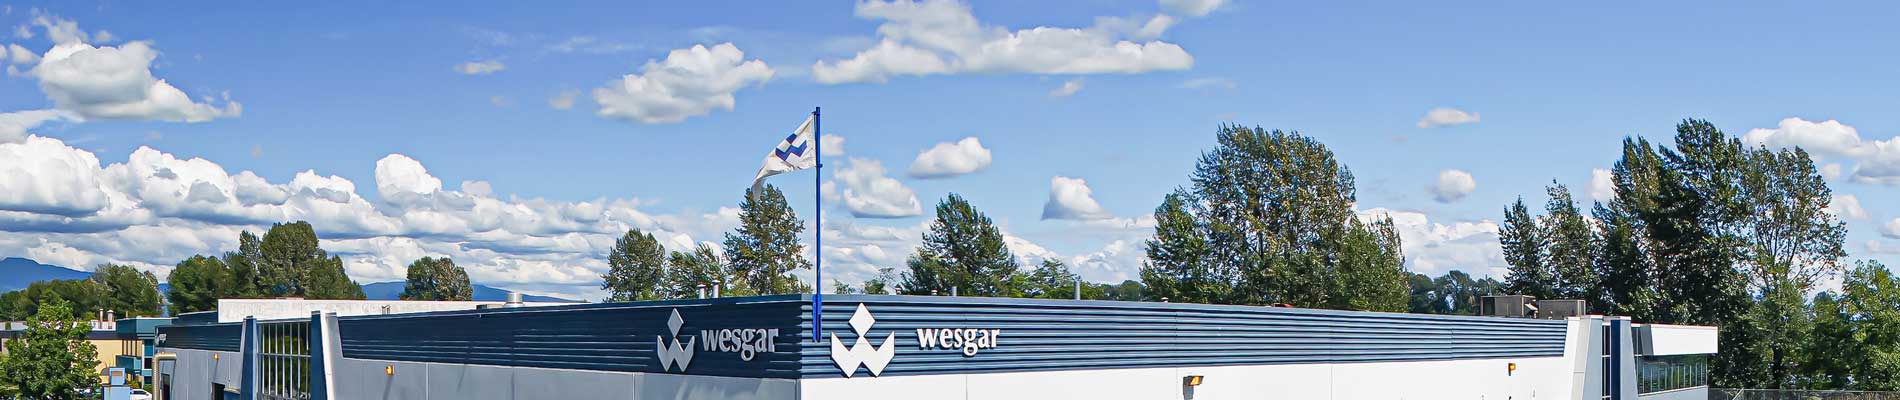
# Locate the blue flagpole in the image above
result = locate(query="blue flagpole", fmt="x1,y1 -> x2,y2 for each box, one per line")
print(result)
812,106 -> 823,343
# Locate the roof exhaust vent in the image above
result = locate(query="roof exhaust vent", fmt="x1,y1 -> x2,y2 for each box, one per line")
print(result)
505,292 -> 525,308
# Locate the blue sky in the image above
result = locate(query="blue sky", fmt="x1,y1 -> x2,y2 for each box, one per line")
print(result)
2,0 -> 1898,300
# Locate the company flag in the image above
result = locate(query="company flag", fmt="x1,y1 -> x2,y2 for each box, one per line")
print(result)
750,115 -> 818,200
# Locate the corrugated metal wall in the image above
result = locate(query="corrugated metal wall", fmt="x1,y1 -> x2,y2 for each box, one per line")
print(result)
334,296 -> 808,379
797,295 -> 1570,378
156,295 -> 1572,380
159,322 -> 243,352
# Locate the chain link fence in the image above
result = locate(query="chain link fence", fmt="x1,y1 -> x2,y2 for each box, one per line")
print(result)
1712,388 -> 1900,400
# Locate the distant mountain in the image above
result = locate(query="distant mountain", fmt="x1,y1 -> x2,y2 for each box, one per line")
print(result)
359,281 -> 578,303
0,257 -> 94,293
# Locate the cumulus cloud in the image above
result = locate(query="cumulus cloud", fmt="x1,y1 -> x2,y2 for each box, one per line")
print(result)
1827,194 -> 1868,220
1428,169 -> 1476,203
908,137 -> 992,178
1042,176 -> 1113,220
455,59 -> 506,75
828,158 -> 923,218
10,16 -> 240,123
0,109 -> 70,143
1867,240 -> 1900,255
1884,218 -> 1900,240
1160,0 -> 1228,17
591,43 -> 774,124
1416,107 -> 1479,128
1740,117 -> 1900,185
812,0 -> 1193,84
1362,207 -> 1506,278
823,135 -> 846,156
0,135 -> 740,300
1049,78 -> 1085,97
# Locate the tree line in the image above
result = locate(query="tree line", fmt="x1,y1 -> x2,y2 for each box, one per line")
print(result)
1488,119 -> 1900,390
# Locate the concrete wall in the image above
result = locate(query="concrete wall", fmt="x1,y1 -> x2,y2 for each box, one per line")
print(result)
215,299 -> 566,323
799,356 -> 1573,400
327,358 -> 798,400
159,348 -> 241,400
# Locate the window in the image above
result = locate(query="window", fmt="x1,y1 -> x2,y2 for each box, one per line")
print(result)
1637,354 -> 1708,394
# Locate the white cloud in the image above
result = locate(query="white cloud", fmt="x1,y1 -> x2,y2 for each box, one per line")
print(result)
1827,194 -> 1868,220
1588,168 -> 1615,202
1416,107 -> 1479,128
1739,117 -> 1900,185
1160,0 -> 1228,17
1883,218 -> 1900,240
1049,78 -> 1085,97
548,89 -> 579,110
1867,240 -> 1900,255
829,158 -> 923,218
488,95 -> 510,107
32,41 -> 242,122
455,59 -> 506,75
0,135 -> 741,301
812,0 -> 1193,84
908,137 -> 992,178
1042,176 -> 1113,220
6,43 -> 37,65
822,135 -> 846,156
1743,117 -> 1864,161
591,43 -> 775,124
92,30 -> 113,44
1362,207 -> 1506,278
0,109 -> 70,143
31,15 -> 86,45
1427,169 -> 1476,203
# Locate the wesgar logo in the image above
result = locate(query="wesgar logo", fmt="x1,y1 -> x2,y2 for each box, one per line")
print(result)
828,303 -> 895,378
656,309 -> 696,372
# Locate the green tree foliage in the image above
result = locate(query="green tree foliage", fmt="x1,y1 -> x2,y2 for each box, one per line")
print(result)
1140,190 -> 1228,304
601,229 -> 669,302
1495,120 -> 1847,388
1141,125 -> 1408,311
400,257 -> 472,301
1018,259 -> 1091,299
859,267 -> 898,295
723,185 -> 812,295
899,193 -> 1019,297
0,298 -> 103,400
663,243 -> 751,299
255,222 -> 363,299
1824,261 -> 1900,390
166,255 -> 232,314
1405,270 -> 1504,315
221,231 -> 266,299
1499,197 -> 1554,299
92,264 -> 160,318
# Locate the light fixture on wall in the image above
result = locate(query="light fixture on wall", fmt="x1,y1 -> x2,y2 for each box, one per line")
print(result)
385,365 -> 394,376
1183,375 -> 1205,387
1508,363 -> 1517,376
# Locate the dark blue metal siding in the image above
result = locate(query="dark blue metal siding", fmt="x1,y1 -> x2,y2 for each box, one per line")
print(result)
335,296 -> 807,379
798,295 -> 1571,377
158,323 -> 242,352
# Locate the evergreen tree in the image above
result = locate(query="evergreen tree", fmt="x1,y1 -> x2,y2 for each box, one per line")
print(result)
1140,190 -> 1226,303
601,228 -> 669,301
254,222 -> 364,299
166,255 -> 231,314
221,231 -> 265,299
1541,184 -> 1601,307
400,257 -> 472,301
722,185 -> 812,295
0,298 -> 102,400
1020,259 -> 1084,299
898,193 -> 1018,297
92,264 -> 160,318
1499,197 -> 1554,299
664,244 -> 751,298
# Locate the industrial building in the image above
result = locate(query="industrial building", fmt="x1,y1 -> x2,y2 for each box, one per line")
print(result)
153,294 -> 1718,400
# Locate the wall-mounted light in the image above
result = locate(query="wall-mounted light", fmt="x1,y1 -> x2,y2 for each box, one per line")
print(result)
1507,362 -> 1517,376
212,353 -> 219,361
1183,375 -> 1205,387
385,365 -> 394,376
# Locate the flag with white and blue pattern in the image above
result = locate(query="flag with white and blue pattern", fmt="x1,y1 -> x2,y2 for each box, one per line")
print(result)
751,115 -> 817,198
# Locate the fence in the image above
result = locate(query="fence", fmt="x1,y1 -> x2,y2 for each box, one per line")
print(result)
1713,389 -> 1900,400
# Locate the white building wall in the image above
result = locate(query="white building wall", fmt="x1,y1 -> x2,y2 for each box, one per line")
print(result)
800,356 -> 1574,400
